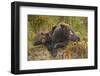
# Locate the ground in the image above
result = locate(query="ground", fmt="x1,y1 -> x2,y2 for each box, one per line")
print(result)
28,40 -> 88,61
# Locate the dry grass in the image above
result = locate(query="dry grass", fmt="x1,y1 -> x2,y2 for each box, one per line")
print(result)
28,38 -> 88,61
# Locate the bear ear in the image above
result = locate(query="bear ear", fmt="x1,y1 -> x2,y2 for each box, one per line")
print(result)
40,32 -> 45,35
52,26 -> 57,31
60,23 -> 66,28
60,24 -> 64,28
49,26 -> 57,36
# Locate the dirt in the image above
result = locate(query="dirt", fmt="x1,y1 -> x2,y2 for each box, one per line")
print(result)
28,41 -> 88,61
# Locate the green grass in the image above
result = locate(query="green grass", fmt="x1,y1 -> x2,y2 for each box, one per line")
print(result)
28,15 -> 88,60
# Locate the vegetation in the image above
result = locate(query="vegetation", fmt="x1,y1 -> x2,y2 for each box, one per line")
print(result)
28,15 -> 88,60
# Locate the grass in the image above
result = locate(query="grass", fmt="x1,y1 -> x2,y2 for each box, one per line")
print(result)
28,15 -> 88,61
